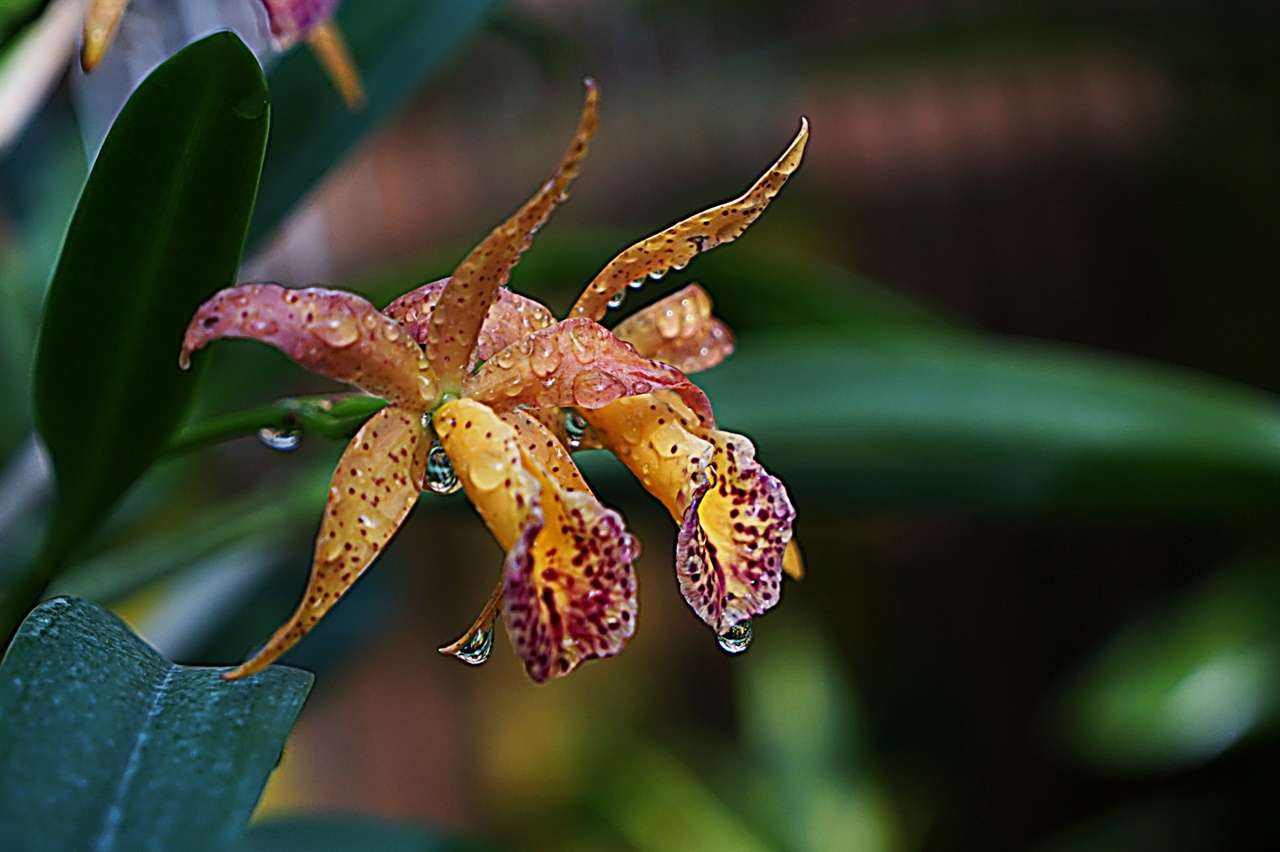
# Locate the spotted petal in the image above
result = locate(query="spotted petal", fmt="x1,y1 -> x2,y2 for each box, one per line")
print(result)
435,399 -> 638,682
570,119 -> 809,321
383,278 -> 555,363
180,283 -> 437,411
463,317 -> 715,425
224,405 -> 428,679
613,284 -> 735,374
426,82 -> 598,388
582,395 -> 793,633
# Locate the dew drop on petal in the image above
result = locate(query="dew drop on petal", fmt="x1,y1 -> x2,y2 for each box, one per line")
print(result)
530,336 -> 561,377
628,279 -> 645,290
568,324 -> 598,364
258,426 -> 301,451
655,308 -> 681,339
451,627 -> 495,665
311,313 -> 360,348
425,440 -> 462,494
648,269 -> 666,281
607,292 -> 626,309
717,618 -> 753,654
467,453 -> 507,492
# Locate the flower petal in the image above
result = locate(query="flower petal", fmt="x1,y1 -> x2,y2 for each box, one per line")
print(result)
305,18 -> 365,110
612,284 -> 735,374
463,317 -> 715,425
82,0 -> 131,72
180,283 -> 438,411
383,278 -> 555,363
582,394 -> 794,633
425,82 -> 598,388
260,0 -> 338,48
223,405 -> 428,679
434,399 -> 638,682
570,118 -> 809,321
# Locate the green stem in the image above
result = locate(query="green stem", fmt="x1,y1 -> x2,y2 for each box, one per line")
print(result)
165,404 -> 295,455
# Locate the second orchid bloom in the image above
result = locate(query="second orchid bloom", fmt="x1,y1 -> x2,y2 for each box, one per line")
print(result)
181,81 -> 808,682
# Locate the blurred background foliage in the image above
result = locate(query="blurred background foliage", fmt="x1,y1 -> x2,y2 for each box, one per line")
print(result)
1,0 -> 1278,849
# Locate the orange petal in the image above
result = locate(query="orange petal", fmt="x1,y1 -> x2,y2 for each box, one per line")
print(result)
181,283 -> 438,411
426,81 -> 599,389
463,317 -> 714,425
306,19 -> 365,110
81,0 -> 131,72
383,278 -> 555,364
612,284 -> 735,374
583,394 -> 793,633
570,118 -> 809,322
435,399 -> 638,682
783,539 -> 805,580
223,405 -> 428,679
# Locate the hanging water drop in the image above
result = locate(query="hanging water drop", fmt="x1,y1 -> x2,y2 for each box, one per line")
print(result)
648,269 -> 666,281
607,291 -> 626,309
258,426 -> 301,451
717,618 -> 753,654
628,278 -> 645,290
451,627 -> 495,665
563,409 -> 589,450
425,440 -> 461,494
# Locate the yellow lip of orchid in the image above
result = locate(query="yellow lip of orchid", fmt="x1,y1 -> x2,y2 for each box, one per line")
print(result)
179,81 -> 806,681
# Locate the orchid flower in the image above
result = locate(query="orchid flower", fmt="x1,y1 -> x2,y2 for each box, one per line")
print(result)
180,81 -> 807,682
82,0 -> 364,107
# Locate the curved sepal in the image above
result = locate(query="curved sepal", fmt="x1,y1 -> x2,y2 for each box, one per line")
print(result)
613,284 -> 735,374
570,118 -> 809,321
464,318 -> 714,424
224,405 -> 428,679
180,283 -> 438,410
426,81 -> 598,388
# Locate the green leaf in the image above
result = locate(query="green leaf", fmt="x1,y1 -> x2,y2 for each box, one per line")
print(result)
697,335 -> 1280,514
1053,555 -> 1280,773
29,33 -> 268,578
0,596 -> 312,851
238,815 -> 492,852
248,0 -> 501,248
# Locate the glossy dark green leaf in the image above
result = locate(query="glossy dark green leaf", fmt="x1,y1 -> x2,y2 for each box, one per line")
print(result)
1053,555 -> 1280,773
695,335 -> 1280,514
0,596 -> 312,851
249,0 -> 501,248
30,33 -> 268,573
238,815 -> 492,852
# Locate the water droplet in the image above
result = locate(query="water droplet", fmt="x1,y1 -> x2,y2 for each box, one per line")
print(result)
672,261 -> 688,271
563,410 -> 588,450
493,348 -> 517,370
311,313 -> 360,348
628,278 -> 645,290
247,318 -> 279,336
467,453 -> 507,492
568,324 -> 597,364
607,292 -> 626,309
656,308 -> 681,339
717,619 -> 753,654
258,426 -> 301,451
530,335 -> 561,377
648,269 -> 667,280
451,627 -> 495,665
382,323 -> 401,342
426,441 -> 461,494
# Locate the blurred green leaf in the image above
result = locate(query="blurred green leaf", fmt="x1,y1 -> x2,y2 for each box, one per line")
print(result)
697,335 -> 1280,514
249,0 -> 501,248
25,33 -> 267,595
1054,555 -> 1280,773
0,596 -> 312,851
238,815 -> 492,852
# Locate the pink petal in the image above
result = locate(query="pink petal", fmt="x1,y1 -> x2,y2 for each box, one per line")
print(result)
180,283 -> 437,411
612,284 -> 735,374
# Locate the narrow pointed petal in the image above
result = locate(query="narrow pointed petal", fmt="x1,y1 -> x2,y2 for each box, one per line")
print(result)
613,284 -> 735,374
383,278 -> 555,361
306,19 -> 365,109
583,395 -> 794,633
426,82 -> 599,388
438,579 -> 502,659
435,399 -> 638,682
224,406 -> 428,679
570,118 -> 809,321
81,0 -> 131,72
180,283 -> 438,411
783,539 -> 805,580
464,318 -> 714,425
